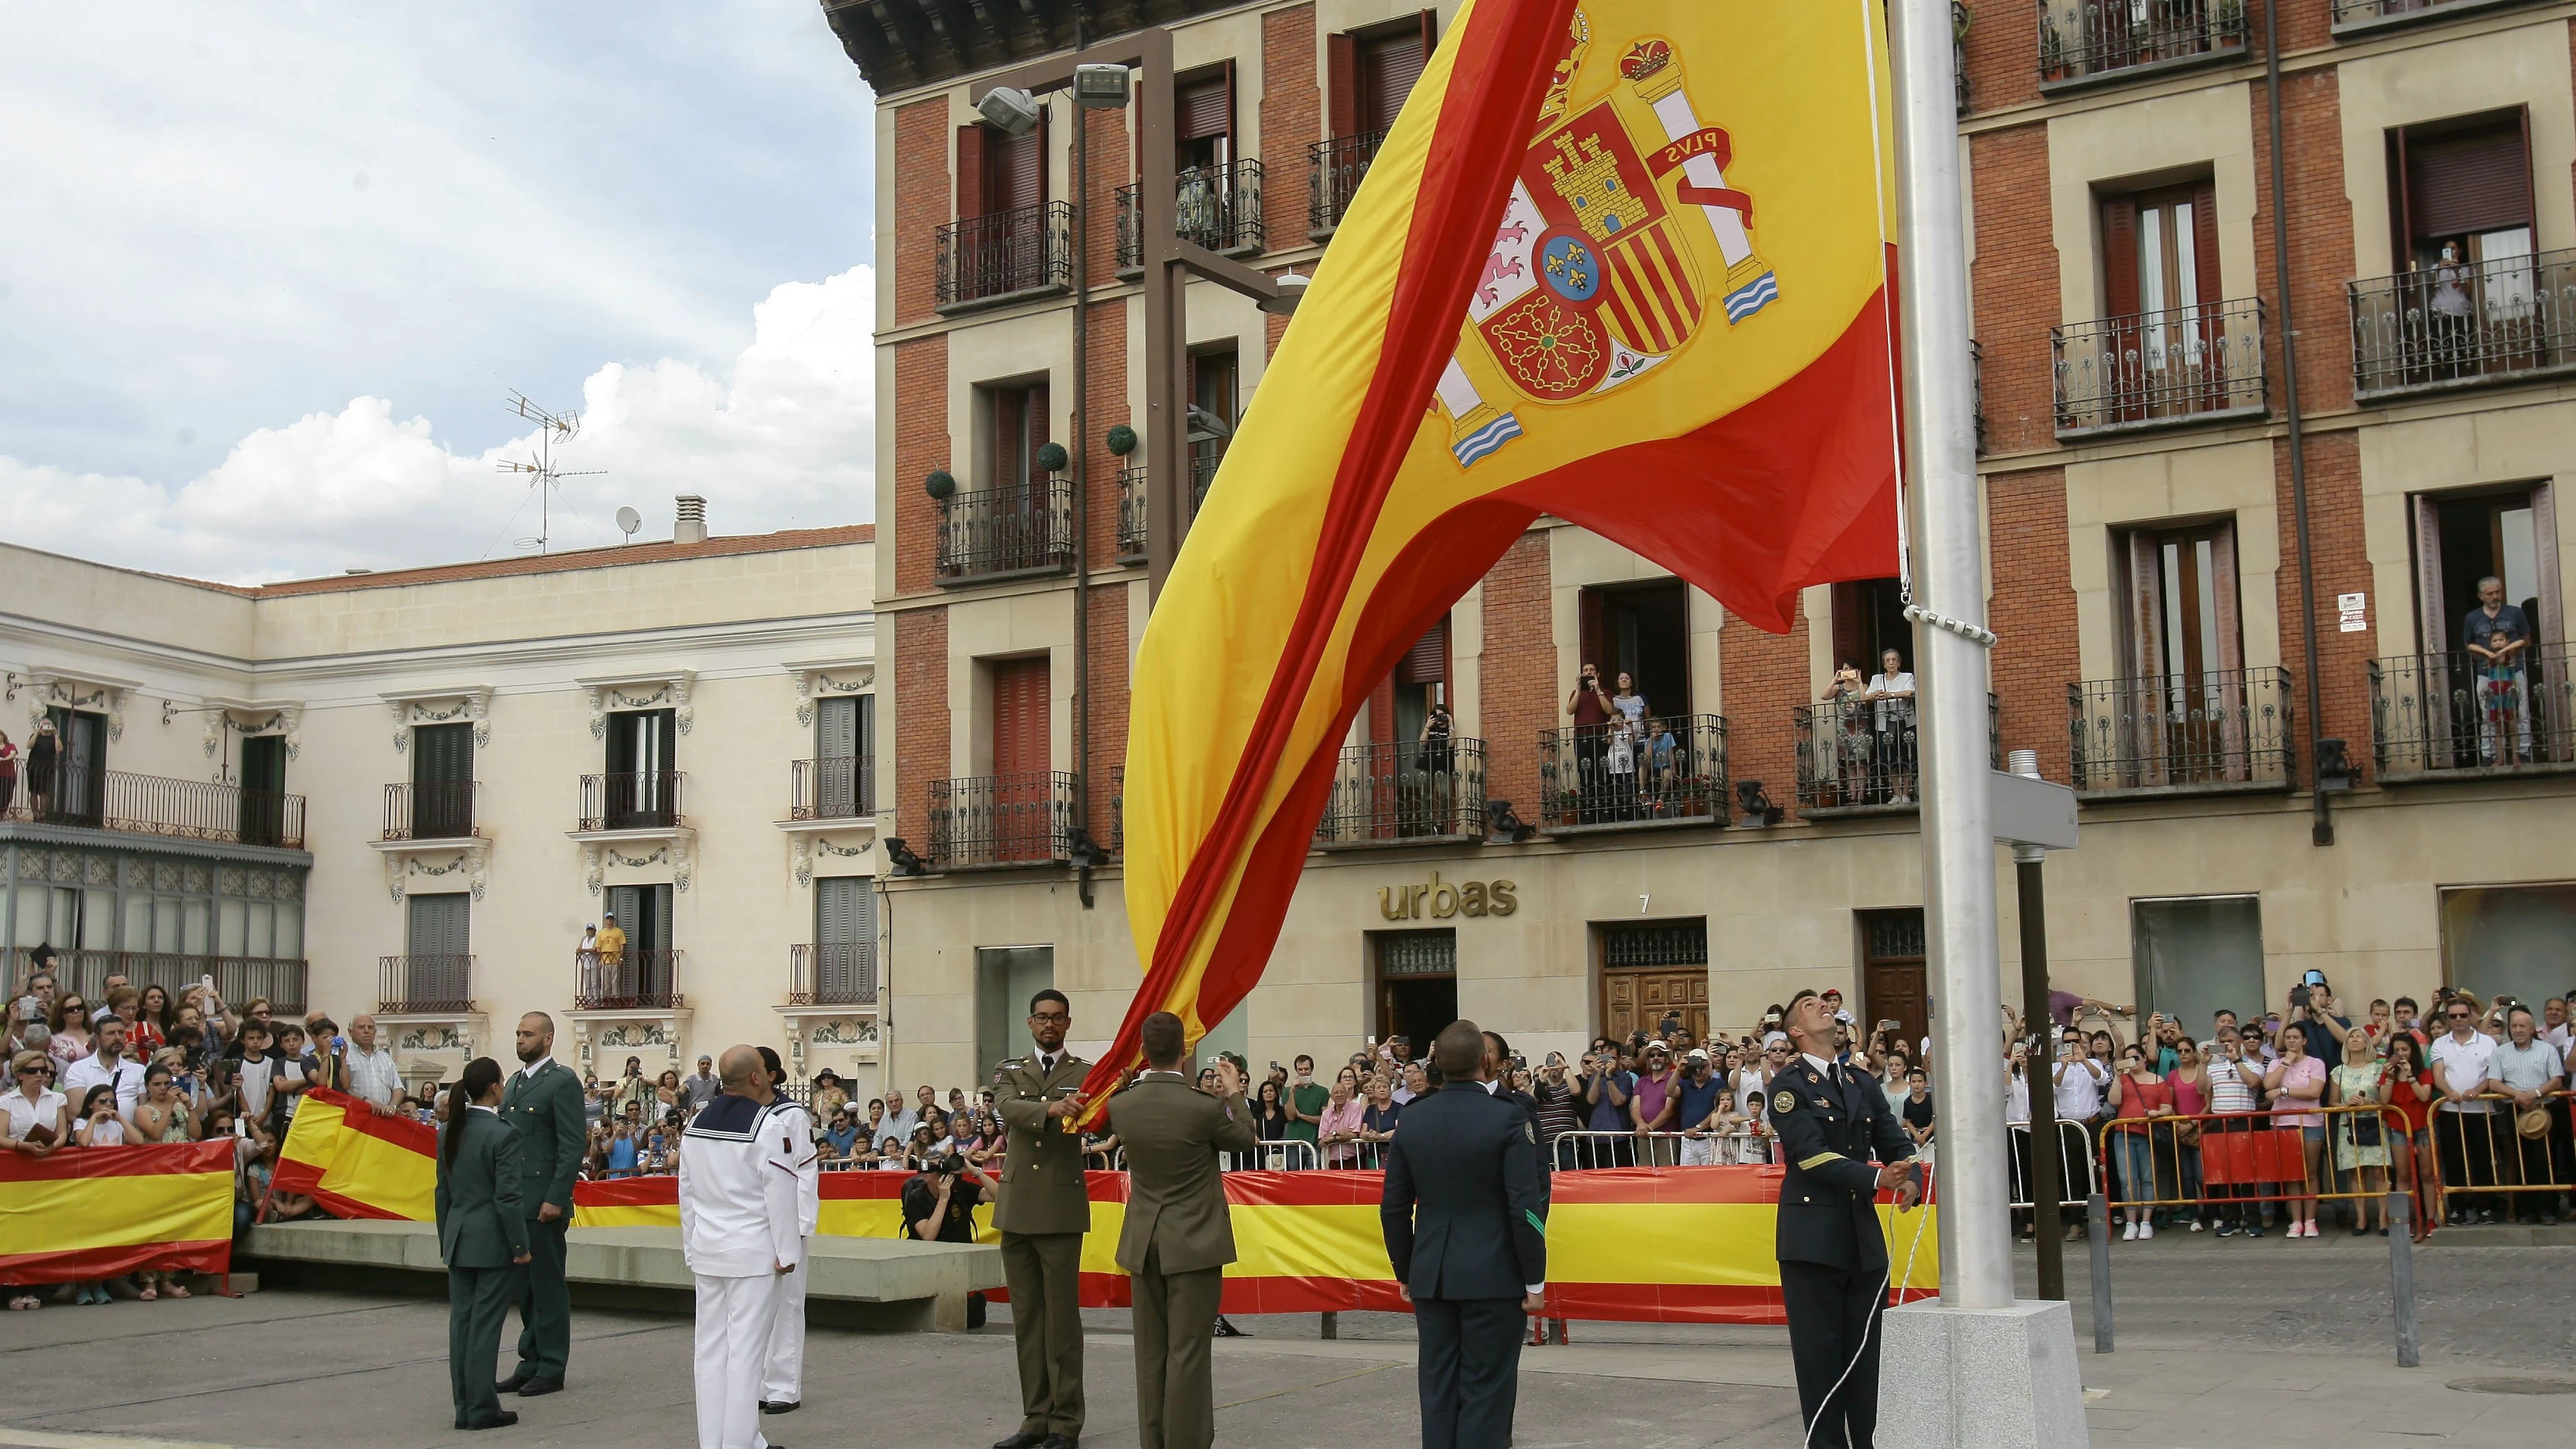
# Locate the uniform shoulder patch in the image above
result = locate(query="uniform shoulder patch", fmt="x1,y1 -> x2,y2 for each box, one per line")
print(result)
1772,1090 -> 1797,1114
1525,1120 -> 1537,1144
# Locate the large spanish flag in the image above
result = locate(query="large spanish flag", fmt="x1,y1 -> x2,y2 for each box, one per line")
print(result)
274,1087 -> 438,1221
1091,0 -> 1901,1095
0,1142 -> 237,1283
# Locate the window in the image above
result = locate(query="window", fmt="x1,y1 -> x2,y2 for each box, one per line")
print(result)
604,709 -> 678,829
604,883 -> 675,999
1830,577 -> 1912,679
411,721 -> 475,838
987,381 -> 1052,491
1187,348 -> 1237,518
1326,12 -> 1437,140
1859,909 -> 1928,1051
2414,484 -> 2559,658
2103,182 -> 2218,326
957,115 -> 1045,221
43,708 -> 107,828
237,735 -> 289,847
2131,895 -> 2265,1034
2122,521 -> 2241,684
1597,920 -> 1709,1042
1174,63 -> 1234,174
2440,883 -> 2576,1014
988,656 -> 1053,862
1581,579 -> 1692,721
1370,928 -> 1456,1048
812,876 -> 876,1004
2389,110 -> 2533,283
974,945 -> 1054,1085
814,695 -> 873,820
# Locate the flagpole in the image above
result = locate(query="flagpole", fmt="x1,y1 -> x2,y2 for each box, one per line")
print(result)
1885,0 -> 2011,1314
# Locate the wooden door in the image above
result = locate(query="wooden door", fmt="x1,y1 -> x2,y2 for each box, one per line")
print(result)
1860,909 -> 1928,1051
991,657 -> 1052,860
1601,968 -> 1709,1045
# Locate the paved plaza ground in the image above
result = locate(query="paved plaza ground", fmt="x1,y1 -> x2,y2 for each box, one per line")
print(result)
1,1234 -> 2569,1449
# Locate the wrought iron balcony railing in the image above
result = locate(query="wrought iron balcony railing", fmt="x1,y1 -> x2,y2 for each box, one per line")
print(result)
2349,248 -> 2576,400
578,771 -> 684,832
1115,159 -> 1265,269
1314,737 -> 1487,845
790,942 -> 877,1006
1,767 -> 306,850
2369,645 -> 2576,781
575,948 -> 684,1011
928,770 -> 1078,867
2332,0 -> 2534,29
937,479 -> 1074,583
1116,465 -> 1148,563
2038,0 -> 2247,86
1189,452 -> 1220,520
382,780 -> 478,841
1969,338 -> 1988,456
7,949 -> 310,1016
789,756 -> 874,821
1539,715 -> 1731,831
2053,298 -> 2266,435
935,200 -> 1073,310
2067,668 -> 2294,795
1309,131 -> 1386,234
379,954 -> 474,1015
1795,693 -> 2000,815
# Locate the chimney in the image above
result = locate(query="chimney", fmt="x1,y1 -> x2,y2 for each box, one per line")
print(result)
673,495 -> 708,545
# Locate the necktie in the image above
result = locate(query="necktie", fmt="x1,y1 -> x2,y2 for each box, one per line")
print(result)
1040,1054 -> 1055,1076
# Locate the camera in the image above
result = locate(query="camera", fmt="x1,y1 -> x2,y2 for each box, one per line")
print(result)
2289,986 -> 2311,1009
934,1153 -> 967,1176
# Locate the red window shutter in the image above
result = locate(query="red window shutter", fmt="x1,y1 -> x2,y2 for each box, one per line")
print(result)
2125,531 -> 2164,681
1418,9 -> 1440,60
992,387 -> 1022,484
1361,27 -> 1430,136
956,125 -> 986,221
1178,70 -> 1230,143
992,124 -> 1045,212
1327,32 -> 1357,138
2405,118 -> 2530,240
1028,382 -> 1051,477
2100,193 -> 2141,319
2208,523 -> 2242,675
2190,178 -> 2221,306
1398,619 -> 1450,685
992,658 -> 1051,777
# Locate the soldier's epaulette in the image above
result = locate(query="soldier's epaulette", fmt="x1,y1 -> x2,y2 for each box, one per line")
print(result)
1001,1058 -> 1028,1070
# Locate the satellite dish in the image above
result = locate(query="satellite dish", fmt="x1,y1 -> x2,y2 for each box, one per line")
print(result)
615,507 -> 643,541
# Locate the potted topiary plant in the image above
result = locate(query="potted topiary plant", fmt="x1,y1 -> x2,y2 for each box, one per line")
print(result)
1105,423 -> 1139,457
924,469 -> 956,501
1034,442 -> 1069,474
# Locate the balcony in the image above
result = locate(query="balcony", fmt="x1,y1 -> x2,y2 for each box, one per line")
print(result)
1309,131 -> 1386,235
1969,338 -> 1987,457
2348,248 -> 2576,401
0,767 -> 306,850
935,200 -> 1072,312
937,480 -> 1074,584
1115,159 -> 1264,270
1314,738 -> 1487,848
2067,669 -> 2294,797
928,770 -> 1078,868
2053,298 -> 2266,437
1188,453 -> 1219,520
1116,465 -> 1149,563
2332,0 -> 2546,35
1538,715 -> 1731,834
789,756 -> 874,821
578,771 -> 685,833
12,949 -> 309,1015
2369,646 -> 2576,782
1795,694 -> 2000,817
790,942 -> 877,1006
575,949 -> 684,1011
379,954 -> 474,1015
2038,0 -> 2247,89
382,780 -> 478,841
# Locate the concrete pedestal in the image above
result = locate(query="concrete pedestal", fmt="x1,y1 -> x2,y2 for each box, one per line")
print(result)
1877,1299 -> 2089,1449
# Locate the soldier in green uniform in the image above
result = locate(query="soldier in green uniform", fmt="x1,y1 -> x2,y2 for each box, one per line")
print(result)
991,989 -> 1092,1449
1767,989 -> 1921,1449
498,1012 -> 587,1398
435,1056 -> 532,1431
1106,1013 -> 1259,1449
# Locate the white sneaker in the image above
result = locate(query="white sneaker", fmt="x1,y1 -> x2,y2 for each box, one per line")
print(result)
2121,1220 -> 2139,1241
2188,1219 -> 2205,1232
2138,1222 -> 2155,1240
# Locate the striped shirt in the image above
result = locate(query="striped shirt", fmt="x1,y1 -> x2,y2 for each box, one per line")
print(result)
2205,1053 -> 2258,1114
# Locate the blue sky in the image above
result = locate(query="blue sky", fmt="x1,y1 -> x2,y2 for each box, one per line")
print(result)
0,2 -> 879,580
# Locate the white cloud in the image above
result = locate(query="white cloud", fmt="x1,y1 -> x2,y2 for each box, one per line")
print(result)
0,265 -> 876,583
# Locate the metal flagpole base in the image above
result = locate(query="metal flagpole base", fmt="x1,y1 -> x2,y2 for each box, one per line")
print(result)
1878,1299 -> 2091,1449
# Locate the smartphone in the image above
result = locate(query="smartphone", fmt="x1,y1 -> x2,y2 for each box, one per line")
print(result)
1876,1019 -> 1901,1034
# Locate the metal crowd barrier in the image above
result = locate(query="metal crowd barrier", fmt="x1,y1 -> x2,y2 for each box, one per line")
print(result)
2008,1120 -> 2094,1209
1549,1129 -> 1768,1170
2090,1102 -> 2437,1223
2426,1089 -> 2574,1221
1103,1139 -> 1323,1173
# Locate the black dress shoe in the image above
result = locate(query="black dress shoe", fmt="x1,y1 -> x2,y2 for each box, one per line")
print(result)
463,1412 -> 520,1431
993,1434 -> 1046,1449
761,1401 -> 800,1415
1040,1436 -> 1078,1449
494,1375 -> 529,1395
514,1378 -> 562,1398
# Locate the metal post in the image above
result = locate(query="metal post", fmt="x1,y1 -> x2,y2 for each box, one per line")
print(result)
2386,1189 -> 2419,1367
1320,1311 -> 1338,1340
2086,1192 -> 2114,1353
2016,851 -> 2064,1302
1889,0 -> 2012,1313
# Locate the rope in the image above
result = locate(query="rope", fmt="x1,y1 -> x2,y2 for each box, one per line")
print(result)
1857,0 -> 1913,608
1803,1170 -> 1938,1449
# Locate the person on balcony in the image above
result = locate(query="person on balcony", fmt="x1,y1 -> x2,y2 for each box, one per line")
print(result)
1864,648 -> 1917,805
25,719 -> 57,822
1820,662 -> 1871,806
1565,664 -> 1614,823
2463,577 -> 2533,765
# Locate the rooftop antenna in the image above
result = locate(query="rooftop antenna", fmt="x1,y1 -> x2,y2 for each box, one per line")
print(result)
497,390 -> 604,554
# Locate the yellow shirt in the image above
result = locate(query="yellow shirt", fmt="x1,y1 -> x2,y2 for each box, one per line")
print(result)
595,926 -> 627,964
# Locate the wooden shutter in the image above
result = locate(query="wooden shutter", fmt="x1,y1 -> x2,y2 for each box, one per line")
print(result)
1327,32 -> 1358,138
2126,530 -> 2165,680
1177,65 -> 1231,143
956,125 -> 985,221
2100,193 -> 2141,319
992,657 -> 1051,776
990,120 -> 1045,213
2190,178 -> 2221,306
818,696 -> 860,759
412,722 -> 471,785
2406,118 -> 2531,239
407,892 -> 469,960
817,876 -> 865,945
2208,523 -> 2243,675
1027,382 -> 1051,475
1361,24 -> 1431,136
2414,494 -> 2447,656
1398,618 -> 1450,685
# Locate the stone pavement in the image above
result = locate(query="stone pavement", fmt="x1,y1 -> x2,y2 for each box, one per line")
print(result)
0,1234 -> 2568,1448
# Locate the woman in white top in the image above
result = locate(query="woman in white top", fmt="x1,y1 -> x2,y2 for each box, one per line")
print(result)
5,1050 -> 71,1312
1862,648 -> 1918,804
2006,1043 -> 2035,1241
2052,1039 -> 2109,1241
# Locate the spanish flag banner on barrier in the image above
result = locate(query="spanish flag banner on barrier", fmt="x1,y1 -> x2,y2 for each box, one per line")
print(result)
0,1141 -> 236,1284
570,1167 -> 1939,1325
1089,0 -> 1901,1100
274,1087 -> 439,1221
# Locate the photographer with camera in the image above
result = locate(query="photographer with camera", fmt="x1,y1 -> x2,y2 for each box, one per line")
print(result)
903,1148 -> 996,1325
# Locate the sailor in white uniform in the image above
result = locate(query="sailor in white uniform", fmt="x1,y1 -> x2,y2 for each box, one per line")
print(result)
681,1045 -> 801,1449
756,1045 -> 821,1416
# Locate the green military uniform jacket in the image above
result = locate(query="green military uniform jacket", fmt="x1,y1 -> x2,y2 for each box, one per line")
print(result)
436,1108 -> 532,1268
992,1051 -> 1094,1236
1106,1074 -> 1258,1275
498,1059 -> 587,1217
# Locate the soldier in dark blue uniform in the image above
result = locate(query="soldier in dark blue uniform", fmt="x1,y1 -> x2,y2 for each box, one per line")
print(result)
1768,989 -> 1922,1449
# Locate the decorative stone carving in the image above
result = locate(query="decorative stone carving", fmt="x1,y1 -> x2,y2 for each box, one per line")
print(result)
787,659 -> 876,727
19,672 -> 133,742
579,670 -> 695,739
383,841 -> 491,904
382,687 -> 495,751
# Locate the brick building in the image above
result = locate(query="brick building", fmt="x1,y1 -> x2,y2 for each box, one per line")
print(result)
828,0 -> 2576,1086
